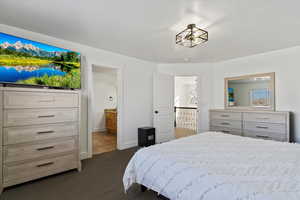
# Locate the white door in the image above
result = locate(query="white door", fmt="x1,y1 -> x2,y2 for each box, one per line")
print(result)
153,72 -> 175,143
195,76 -> 201,133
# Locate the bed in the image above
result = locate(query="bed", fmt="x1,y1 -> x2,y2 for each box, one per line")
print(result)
123,132 -> 300,200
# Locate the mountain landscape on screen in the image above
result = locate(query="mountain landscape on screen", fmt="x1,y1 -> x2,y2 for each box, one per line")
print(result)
0,32 -> 81,89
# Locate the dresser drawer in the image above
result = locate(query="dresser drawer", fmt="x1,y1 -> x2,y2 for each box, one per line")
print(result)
210,126 -> 242,136
4,123 -> 78,145
4,153 -> 77,186
211,119 -> 242,129
4,91 -> 79,109
243,112 -> 286,124
210,111 -> 242,121
4,137 -> 77,164
243,131 -> 287,142
4,108 -> 78,127
244,121 -> 286,134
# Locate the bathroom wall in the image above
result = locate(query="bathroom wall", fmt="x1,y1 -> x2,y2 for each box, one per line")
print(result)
92,67 -> 117,132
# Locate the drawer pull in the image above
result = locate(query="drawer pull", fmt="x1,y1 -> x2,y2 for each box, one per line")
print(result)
36,146 -> 55,151
256,135 -> 269,139
38,100 -> 54,103
222,130 -> 230,133
256,126 -> 269,129
221,115 -> 230,117
37,130 -> 55,135
221,122 -> 230,125
38,115 -> 55,118
36,162 -> 54,168
256,117 -> 270,120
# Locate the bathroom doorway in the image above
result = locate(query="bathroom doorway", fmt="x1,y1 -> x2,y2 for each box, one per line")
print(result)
91,66 -> 118,155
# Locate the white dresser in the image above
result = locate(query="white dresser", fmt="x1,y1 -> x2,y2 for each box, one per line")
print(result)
210,109 -> 290,142
0,87 -> 81,191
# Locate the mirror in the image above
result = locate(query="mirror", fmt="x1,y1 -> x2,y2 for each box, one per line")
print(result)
225,72 -> 275,110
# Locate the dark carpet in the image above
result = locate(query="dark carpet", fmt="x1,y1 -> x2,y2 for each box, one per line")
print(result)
0,148 -> 159,200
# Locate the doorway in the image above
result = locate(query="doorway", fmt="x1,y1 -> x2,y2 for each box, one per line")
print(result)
91,66 -> 118,155
174,76 -> 198,139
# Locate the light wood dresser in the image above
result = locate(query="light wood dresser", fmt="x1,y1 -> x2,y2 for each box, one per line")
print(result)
0,87 -> 81,192
209,109 -> 290,142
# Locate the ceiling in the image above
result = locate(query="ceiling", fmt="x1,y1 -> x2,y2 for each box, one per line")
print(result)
1,0 -> 300,63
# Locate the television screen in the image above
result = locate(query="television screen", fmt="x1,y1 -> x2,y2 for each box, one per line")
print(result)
0,32 -> 81,89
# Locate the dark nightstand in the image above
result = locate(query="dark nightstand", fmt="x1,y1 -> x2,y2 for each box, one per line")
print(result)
138,127 -> 155,147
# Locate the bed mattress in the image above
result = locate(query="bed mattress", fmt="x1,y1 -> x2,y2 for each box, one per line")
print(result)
123,132 -> 300,200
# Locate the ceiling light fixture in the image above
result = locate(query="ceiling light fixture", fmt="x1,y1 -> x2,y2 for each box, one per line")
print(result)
176,24 -> 208,48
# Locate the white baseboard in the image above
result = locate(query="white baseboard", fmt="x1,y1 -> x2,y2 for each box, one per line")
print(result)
80,152 -> 91,160
118,141 -> 137,150
198,129 -> 209,134
93,128 -> 106,132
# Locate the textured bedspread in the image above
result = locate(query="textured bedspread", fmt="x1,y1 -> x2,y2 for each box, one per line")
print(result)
123,132 -> 300,200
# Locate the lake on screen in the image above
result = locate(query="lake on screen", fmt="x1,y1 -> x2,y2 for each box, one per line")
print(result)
0,65 -> 66,83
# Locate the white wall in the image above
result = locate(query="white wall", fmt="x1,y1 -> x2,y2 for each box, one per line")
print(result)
0,24 -> 156,159
4,22 -> 300,153
92,68 -> 117,132
158,46 -> 300,142
212,46 -> 300,142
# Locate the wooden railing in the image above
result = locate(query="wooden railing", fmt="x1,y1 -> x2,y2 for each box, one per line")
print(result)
174,106 -> 197,131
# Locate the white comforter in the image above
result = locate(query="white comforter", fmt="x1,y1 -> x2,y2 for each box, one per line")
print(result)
123,132 -> 300,200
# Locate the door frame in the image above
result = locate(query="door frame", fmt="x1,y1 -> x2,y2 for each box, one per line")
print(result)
87,63 -> 124,158
174,74 -> 201,134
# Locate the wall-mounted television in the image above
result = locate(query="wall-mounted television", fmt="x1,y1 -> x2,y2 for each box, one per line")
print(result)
0,32 -> 81,89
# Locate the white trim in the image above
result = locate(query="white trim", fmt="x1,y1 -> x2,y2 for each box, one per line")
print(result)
80,152 -> 90,160
198,128 -> 208,133
116,67 -> 125,150
92,128 -> 106,132
79,55 -> 90,160
87,63 -> 124,158
174,74 -> 202,134
86,60 -> 93,159
119,141 -> 138,150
